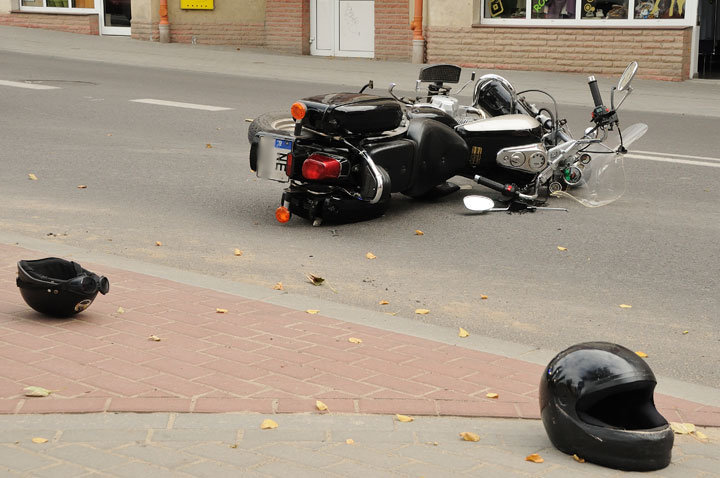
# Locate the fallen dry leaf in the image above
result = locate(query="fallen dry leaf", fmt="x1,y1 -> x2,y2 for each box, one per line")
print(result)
683,330 -> 689,334
23,386 -> 54,397
234,249 -> 243,256
216,308 -> 228,314
366,252 -> 377,260
206,143 -> 213,148
635,351 -> 648,358
346,438 -> 354,445
307,274 -> 325,286
396,414 -> 414,422
348,337 -> 362,344
155,241 -> 162,246
415,309 -> 430,315
260,419 -> 278,430
306,309 -> 320,315
379,300 -> 389,305
385,312 -> 398,316
486,392 -> 499,399
117,307 -> 125,314
148,335 -> 161,342
316,400 -> 328,411
557,246 -> 567,251
459,432 -> 480,442
480,295 -> 488,300
28,173 -> 38,180
31,438 -> 48,444
619,304 -> 632,309
229,444 -> 238,448
272,282 -> 284,290
77,185 -> 87,189
459,327 -> 470,338
415,230 -> 424,235
525,453 -> 544,463
670,422 -> 697,434
573,454 -> 585,463
695,430 -> 709,442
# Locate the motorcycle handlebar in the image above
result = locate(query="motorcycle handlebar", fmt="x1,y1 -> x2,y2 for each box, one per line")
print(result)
587,76 -> 604,108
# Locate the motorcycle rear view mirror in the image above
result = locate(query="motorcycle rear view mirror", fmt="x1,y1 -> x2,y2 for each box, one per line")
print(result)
617,61 -> 638,92
463,195 -> 495,212
611,61 -> 638,111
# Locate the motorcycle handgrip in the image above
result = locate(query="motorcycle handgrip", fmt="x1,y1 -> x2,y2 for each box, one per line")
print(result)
474,175 -> 518,197
587,76 -> 604,108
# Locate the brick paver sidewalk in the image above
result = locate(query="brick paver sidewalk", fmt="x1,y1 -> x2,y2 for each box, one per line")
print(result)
1,243 -> 719,426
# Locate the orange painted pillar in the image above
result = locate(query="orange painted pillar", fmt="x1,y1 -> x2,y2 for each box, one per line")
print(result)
410,0 -> 425,63
159,0 -> 170,43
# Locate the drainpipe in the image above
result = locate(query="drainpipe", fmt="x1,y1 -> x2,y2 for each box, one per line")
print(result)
159,0 -> 170,43
410,0 -> 425,64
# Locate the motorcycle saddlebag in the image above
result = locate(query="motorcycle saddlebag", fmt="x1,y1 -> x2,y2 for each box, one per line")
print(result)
300,93 -> 403,135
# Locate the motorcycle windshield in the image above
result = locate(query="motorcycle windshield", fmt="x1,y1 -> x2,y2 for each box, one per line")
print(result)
553,152 -> 626,207
552,123 -> 647,208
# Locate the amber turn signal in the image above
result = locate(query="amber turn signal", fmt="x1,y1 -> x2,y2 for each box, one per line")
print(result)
291,102 -> 307,121
275,206 -> 291,223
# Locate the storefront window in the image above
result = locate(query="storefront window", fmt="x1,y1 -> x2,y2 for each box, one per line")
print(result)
634,0 -> 686,18
485,0 -> 526,18
481,0 -> 691,21
581,0 -> 629,19
532,0 -> 577,18
21,0 -> 95,7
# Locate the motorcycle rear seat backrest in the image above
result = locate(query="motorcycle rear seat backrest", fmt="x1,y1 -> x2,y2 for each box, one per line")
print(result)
418,64 -> 462,84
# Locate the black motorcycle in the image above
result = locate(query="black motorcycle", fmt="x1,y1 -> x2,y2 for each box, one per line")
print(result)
248,61 -> 646,225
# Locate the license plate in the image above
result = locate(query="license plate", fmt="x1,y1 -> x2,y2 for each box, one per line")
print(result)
256,134 -> 293,183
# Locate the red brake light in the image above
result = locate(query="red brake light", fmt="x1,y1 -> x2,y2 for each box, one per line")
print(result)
286,153 -> 293,177
302,154 -> 341,180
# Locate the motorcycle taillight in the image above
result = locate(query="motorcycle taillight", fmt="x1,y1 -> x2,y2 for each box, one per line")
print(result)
302,154 -> 341,180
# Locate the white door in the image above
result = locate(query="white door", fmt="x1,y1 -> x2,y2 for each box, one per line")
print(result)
100,0 -> 131,36
311,0 -> 374,58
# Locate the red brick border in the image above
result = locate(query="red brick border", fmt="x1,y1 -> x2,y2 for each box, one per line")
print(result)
426,26 -> 692,81
1,242 -> 719,426
0,12 -> 99,35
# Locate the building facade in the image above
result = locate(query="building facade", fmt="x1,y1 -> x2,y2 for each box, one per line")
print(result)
0,0 -> 717,80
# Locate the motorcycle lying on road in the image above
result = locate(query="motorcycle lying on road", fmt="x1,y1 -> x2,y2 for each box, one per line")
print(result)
248,61 -> 646,225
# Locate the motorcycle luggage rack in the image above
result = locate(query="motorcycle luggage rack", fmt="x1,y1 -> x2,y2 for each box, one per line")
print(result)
418,64 -> 462,84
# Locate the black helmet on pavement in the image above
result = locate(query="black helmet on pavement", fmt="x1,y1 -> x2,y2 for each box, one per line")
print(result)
16,257 -> 109,317
539,341 -> 673,471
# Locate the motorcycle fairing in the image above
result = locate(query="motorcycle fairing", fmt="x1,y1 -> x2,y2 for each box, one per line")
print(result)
403,118 -> 468,198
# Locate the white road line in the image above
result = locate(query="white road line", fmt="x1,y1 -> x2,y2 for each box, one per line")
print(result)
632,150 -> 720,163
130,99 -> 232,111
0,80 -> 60,90
627,154 -> 720,169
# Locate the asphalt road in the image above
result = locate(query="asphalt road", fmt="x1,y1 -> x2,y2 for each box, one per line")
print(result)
1,51 -> 718,388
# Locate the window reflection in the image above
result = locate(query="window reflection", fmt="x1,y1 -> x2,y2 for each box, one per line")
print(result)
634,0 -> 686,18
532,0 -> 577,18
582,0 -> 629,19
485,0 -> 526,18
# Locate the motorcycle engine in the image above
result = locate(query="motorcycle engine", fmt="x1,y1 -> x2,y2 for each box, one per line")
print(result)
496,143 -> 548,173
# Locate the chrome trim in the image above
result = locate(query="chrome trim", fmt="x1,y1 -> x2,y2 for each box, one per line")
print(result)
459,114 -> 541,133
496,143 -> 548,173
360,150 -> 385,204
